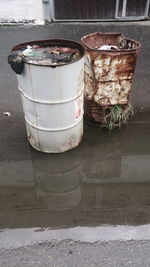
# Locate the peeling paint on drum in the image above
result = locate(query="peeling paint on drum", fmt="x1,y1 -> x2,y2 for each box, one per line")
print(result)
81,32 -> 141,122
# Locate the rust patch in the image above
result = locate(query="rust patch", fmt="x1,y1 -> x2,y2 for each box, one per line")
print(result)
84,100 -> 106,122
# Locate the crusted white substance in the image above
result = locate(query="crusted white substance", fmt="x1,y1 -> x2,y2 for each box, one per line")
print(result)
84,53 -> 134,105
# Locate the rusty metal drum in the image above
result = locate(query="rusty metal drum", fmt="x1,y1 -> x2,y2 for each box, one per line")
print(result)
81,32 -> 141,122
10,39 -> 85,153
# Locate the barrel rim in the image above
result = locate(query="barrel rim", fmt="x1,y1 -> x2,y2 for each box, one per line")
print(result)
12,38 -> 85,67
81,32 -> 141,53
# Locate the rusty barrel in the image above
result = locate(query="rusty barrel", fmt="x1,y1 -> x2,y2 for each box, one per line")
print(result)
81,32 -> 141,123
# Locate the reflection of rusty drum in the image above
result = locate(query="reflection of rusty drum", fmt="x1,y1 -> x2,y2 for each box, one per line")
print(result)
81,32 -> 141,122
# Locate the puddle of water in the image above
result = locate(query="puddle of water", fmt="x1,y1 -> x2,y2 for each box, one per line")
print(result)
0,118 -> 150,229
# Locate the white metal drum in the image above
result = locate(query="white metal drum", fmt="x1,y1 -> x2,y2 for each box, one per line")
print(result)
15,40 -> 85,153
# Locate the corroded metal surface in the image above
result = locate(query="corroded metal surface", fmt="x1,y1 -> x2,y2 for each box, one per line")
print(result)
81,32 -> 141,121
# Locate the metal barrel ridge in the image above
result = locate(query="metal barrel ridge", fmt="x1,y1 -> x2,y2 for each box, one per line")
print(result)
12,39 -> 85,153
81,32 -> 141,122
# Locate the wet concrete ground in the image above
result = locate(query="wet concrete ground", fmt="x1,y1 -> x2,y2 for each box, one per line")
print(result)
0,22 -> 150,265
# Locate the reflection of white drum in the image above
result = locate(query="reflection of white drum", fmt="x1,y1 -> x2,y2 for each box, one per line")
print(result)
13,39 -> 85,153
35,165 -> 82,211
31,149 -> 83,210
37,185 -> 81,211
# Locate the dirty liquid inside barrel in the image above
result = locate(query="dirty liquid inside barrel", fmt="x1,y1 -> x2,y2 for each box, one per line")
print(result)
20,45 -> 81,65
10,45 -> 81,68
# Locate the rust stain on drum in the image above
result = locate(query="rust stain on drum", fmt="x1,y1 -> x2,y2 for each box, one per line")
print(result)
81,32 -> 141,121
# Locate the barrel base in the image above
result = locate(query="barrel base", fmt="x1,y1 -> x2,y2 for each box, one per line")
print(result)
26,119 -> 83,153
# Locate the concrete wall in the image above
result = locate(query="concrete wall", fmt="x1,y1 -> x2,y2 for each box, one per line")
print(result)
0,0 -> 44,24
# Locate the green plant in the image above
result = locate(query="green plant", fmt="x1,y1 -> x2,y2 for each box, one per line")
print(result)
101,103 -> 134,131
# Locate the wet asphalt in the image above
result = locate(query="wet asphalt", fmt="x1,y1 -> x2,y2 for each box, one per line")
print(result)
0,22 -> 150,265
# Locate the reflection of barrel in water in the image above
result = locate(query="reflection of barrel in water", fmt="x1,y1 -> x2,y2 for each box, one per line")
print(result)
83,128 -> 121,181
30,149 -> 83,211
